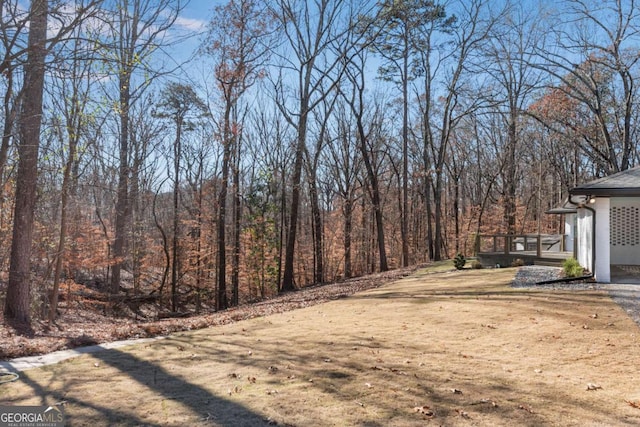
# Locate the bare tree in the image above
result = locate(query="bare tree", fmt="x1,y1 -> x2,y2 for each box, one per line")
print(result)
201,0 -> 273,309
532,0 -> 640,174
304,88 -> 339,285
416,0 -> 496,260
154,82 -> 206,312
325,99 -> 363,278
3,0 -> 47,330
339,48 -> 389,272
270,0 -> 354,291
245,105 -> 294,295
482,3 -> 544,234
105,0 -> 184,294
370,0 -> 455,266
46,30 -> 103,323
0,0 -> 28,214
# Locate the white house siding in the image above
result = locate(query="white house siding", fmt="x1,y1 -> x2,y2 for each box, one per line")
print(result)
610,197 -> 640,266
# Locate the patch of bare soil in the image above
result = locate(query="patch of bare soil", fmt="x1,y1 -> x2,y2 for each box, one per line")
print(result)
0,265 -> 423,359
3,267 -> 640,426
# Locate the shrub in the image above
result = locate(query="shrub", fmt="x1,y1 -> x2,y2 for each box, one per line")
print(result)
563,257 -> 583,278
471,260 -> 483,269
453,253 -> 466,270
511,258 -> 525,267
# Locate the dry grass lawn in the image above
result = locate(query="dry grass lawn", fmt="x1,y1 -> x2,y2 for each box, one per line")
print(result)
2,267 -> 640,426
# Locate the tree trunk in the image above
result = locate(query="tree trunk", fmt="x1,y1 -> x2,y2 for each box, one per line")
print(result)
401,39 -> 410,267
48,121 -> 78,323
216,106 -> 232,309
356,122 -> 388,272
504,119 -> 517,234
433,174 -> 443,261
308,166 -> 323,284
4,0 -> 48,330
281,108 -> 308,292
110,71 -> 131,294
281,160 -> 302,291
343,197 -> 352,278
171,118 -> 182,312
231,136 -> 241,306
0,67 -> 19,213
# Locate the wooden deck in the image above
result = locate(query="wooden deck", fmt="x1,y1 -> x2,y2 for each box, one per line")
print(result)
475,234 -> 573,267
477,250 -> 573,267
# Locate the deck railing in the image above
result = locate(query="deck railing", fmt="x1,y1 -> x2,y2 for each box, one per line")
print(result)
474,234 -> 568,257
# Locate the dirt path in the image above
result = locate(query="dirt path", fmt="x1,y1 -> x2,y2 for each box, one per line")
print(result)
2,267 -> 640,426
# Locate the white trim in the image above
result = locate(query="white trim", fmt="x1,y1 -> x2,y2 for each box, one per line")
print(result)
576,208 -> 592,272
593,198 -> 610,282
574,198 -> 611,283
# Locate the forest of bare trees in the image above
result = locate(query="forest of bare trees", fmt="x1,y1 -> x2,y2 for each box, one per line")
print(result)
2,0 -> 640,329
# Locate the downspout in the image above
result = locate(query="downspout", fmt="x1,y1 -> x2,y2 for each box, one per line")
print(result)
568,194 -> 596,278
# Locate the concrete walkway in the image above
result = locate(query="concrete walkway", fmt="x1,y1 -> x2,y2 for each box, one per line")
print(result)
607,282 -> 640,328
0,336 -> 164,373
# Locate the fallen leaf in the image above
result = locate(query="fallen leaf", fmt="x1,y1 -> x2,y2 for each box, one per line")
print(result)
625,400 -> 640,409
518,404 -> 534,413
455,408 -> 470,418
586,383 -> 602,391
413,406 -> 434,417
247,376 -> 256,383
365,382 -> 373,388
485,399 -> 498,407
590,313 -> 598,319
451,388 -> 463,394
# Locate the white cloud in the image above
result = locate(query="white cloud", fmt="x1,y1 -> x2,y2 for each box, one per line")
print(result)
174,15 -> 207,33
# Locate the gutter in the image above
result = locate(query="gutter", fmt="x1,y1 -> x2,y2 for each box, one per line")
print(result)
567,194 -> 597,279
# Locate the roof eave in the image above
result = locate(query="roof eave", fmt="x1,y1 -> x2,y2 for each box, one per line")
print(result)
569,187 -> 640,197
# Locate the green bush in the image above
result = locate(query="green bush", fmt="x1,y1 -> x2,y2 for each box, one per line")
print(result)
563,257 -> 583,278
453,253 -> 466,270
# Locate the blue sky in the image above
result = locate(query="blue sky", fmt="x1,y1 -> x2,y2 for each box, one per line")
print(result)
178,0 -> 216,32
161,0 -> 223,73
